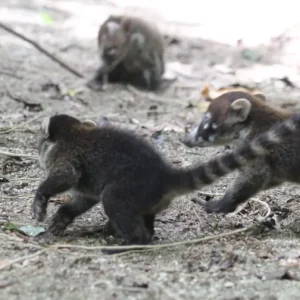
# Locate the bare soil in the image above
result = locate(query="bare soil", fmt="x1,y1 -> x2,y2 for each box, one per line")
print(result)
2,1 -> 300,299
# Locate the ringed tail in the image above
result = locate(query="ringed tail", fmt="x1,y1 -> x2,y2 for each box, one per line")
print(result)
174,113 -> 300,192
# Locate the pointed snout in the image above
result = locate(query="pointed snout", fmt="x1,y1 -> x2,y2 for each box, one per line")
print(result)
181,127 -> 206,148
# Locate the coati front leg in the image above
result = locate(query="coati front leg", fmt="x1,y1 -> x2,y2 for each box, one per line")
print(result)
87,62 -> 129,90
86,66 -> 108,91
48,193 -> 99,236
202,164 -> 271,214
33,164 -> 79,222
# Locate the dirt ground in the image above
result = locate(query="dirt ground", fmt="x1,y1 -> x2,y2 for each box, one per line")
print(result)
2,1 -> 300,299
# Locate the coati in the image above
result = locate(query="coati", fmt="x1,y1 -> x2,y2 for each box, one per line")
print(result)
182,91 -> 291,148
34,114 -> 299,245
86,15 -> 165,91
182,91 -> 298,214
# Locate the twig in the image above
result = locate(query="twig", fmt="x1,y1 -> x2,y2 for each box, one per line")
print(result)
111,248 -> 161,258
193,208 -> 202,228
6,89 -> 43,112
0,150 -> 38,159
251,198 -> 272,220
8,178 -> 40,182
0,233 -> 42,249
227,201 -> 250,217
0,113 -> 43,134
0,249 -> 48,270
0,70 -> 23,80
50,222 -> 261,253
0,22 -> 84,78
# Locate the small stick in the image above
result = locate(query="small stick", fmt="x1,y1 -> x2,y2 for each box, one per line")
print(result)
50,222 -> 261,253
0,70 -> 23,79
0,22 -> 84,78
0,249 -> 48,270
251,198 -> 272,221
0,233 -> 42,249
0,150 -> 38,159
0,113 -> 43,134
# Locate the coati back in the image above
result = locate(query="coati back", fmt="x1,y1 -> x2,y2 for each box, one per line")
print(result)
182,91 -> 300,215
86,15 -> 165,91
182,91 -> 291,148
34,114 -> 300,245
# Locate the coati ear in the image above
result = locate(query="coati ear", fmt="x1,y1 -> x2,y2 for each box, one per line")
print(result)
230,98 -> 252,122
82,120 -> 97,127
41,117 -> 50,138
253,92 -> 266,102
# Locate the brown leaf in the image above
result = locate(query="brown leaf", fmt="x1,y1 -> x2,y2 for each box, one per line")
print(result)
201,84 -> 261,101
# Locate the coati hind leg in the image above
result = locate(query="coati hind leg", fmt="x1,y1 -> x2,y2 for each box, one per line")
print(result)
143,214 -> 155,236
48,193 -> 99,236
101,185 -> 152,245
202,164 -> 272,214
102,214 -> 155,238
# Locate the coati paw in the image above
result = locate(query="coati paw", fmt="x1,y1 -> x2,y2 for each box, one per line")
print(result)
86,79 -> 106,91
33,193 -> 48,222
195,197 -> 236,214
130,230 -> 152,245
102,220 -> 117,236
206,200 -> 237,214
48,214 -> 72,236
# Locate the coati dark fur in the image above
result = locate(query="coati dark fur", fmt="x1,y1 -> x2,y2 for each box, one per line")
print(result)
182,91 -> 300,214
86,15 -> 165,91
34,114 -> 300,245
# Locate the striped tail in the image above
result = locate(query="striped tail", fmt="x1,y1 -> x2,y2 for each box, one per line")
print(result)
174,113 -> 300,192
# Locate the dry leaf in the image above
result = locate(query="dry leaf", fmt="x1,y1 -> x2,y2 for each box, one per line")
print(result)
201,84 -> 261,101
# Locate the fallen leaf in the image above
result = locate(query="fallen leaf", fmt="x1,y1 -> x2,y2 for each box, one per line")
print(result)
5,223 -> 19,231
18,225 -> 46,237
5,222 -> 46,237
201,84 -> 261,101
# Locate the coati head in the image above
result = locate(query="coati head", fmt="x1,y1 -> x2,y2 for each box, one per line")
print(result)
98,16 -> 133,64
182,91 -> 267,148
37,115 -> 97,170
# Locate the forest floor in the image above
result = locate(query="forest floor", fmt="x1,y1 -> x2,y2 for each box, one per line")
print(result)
2,1 -> 300,299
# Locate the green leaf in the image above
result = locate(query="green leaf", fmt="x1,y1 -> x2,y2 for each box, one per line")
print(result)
5,222 -> 19,231
40,13 -> 54,25
18,225 -> 46,237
